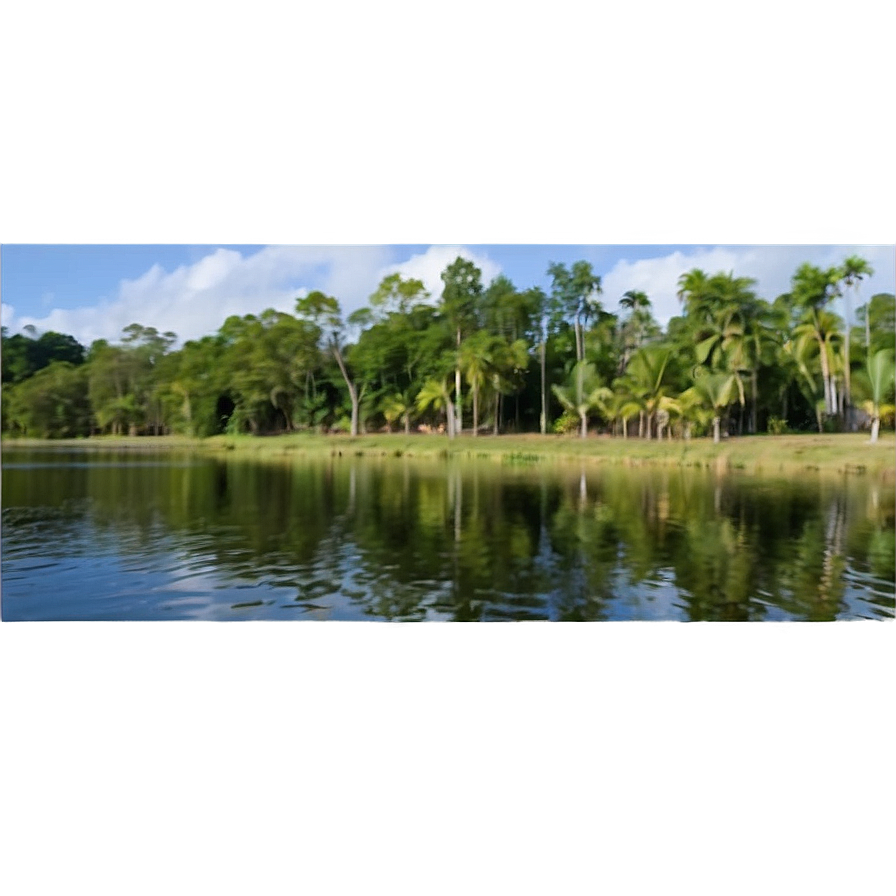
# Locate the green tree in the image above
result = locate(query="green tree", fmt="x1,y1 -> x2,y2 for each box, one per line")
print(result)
548,260 -> 603,365
5,361 -> 92,437
440,257 -> 484,435
785,263 -> 843,418
617,345 -> 675,439
416,372 -> 456,438
853,350 -> 895,443
837,255 -> 874,421
680,371 -> 738,443
551,360 -> 612,439
296,291 -> 361,436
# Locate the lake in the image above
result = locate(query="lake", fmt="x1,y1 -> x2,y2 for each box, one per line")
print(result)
1,445 -> 893,621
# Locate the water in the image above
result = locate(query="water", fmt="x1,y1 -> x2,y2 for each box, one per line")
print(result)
1,446 -> 893,621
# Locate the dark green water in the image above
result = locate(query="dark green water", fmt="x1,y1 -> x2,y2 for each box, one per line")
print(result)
1,446 -> 893,620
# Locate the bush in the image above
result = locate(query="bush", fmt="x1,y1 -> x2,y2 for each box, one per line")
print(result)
767,415 -> 788,435
552,411 -> 579,435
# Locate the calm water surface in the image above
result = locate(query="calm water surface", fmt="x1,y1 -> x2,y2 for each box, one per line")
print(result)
2,446 -> 893,621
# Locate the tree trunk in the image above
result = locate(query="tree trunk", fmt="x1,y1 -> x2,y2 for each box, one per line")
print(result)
844,325 -> 852,423
580,410 -> 587,439
817,334 -> 833,415
455,328 -> 463,435
870,416 -> 880,443
639,411 -> 645,438
404,414 -> 410,435
331,341 -> 359,437
472,382 -> 479,437
622,417 -> 628,439
445,396 -> 455,439
750,369 -> 758,434
539,338 -> 547,435
712,416 -> 721,443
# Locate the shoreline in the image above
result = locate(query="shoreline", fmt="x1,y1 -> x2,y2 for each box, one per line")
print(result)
3,432 -> 893,479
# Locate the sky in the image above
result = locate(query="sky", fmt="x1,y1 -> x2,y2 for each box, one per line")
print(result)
2,2 -> 893,352
2,243 -> 893,349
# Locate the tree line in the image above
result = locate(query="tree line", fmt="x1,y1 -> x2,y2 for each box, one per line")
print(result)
2,255 -> 894,442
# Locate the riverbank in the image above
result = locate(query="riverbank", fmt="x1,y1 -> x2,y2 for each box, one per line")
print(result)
4,431 -> 894,479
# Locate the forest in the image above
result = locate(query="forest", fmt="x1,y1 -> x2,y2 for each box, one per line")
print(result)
2,255 -> 894,444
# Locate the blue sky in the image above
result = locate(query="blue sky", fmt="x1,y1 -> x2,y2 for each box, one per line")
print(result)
2,244 -> 893,348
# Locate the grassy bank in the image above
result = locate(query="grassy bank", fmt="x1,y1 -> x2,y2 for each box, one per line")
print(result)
4,431 -> 894,479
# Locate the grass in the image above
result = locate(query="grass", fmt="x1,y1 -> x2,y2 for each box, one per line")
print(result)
4,430 -> 894,479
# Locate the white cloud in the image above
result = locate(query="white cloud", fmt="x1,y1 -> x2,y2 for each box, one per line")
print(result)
601,245 -> 895,326
10,246 -> 394,347
1,303 -> 16,332
379,245 -> 503,304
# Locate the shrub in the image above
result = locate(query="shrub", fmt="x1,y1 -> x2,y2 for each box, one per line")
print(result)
552,411 -> 579,434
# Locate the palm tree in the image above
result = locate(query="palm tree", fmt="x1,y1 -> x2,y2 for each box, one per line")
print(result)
618,290 -> 658,372
552,361 -> 612,439
416,375 -> 456,438
784,333 -> 827,433
676,268 -> 713,321
786,264 -> 842,418
854,350 -> 895,443
459,331 -> 506,437
621,345 -> 674,439
792,309 -> 843,418
838,255 -> 874,425
681,372 -> 737,443
381,390 -> 415,434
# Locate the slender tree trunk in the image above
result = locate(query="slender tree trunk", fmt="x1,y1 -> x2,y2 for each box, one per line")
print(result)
472,382 -> 479,437
455,328 -> 463,435
870,416 -> 880,443
750,369 -> 758,434
622,417 -> 628,439
580,410 -> 587,439
331,341 -> 359,437
712,416 -> 721,443
844,322 -> 852,426
817,334 -> 833,415
445,396 -> 455,439
639,411 -> 645,438
539,337 -> 547,435
404,414 -> 410,435
574,318 -> 583,364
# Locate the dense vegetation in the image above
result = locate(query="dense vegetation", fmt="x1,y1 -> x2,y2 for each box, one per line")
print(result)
3,255 -> 894,443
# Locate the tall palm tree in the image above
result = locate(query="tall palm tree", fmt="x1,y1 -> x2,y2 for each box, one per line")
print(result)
458,331 -> 500,437
785,264 -> 843,418
838,255 -> 874,424
676,268 -> 713,321
618,290 -> 658,373
792,309 -> 843,417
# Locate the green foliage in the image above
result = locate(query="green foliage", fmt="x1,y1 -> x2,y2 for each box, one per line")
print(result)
2,253 -> 879,444
552,410 -> 580,434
